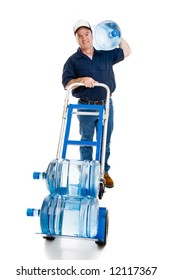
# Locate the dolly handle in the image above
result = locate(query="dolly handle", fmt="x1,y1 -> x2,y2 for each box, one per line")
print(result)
66,82 -> 110,101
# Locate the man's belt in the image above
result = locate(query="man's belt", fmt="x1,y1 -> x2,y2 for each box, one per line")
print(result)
79,98 -> 106,105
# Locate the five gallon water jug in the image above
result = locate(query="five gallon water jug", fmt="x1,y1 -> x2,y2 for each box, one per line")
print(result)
93,20 -> 121,50
27,194 -> 99,238
33,159 -> 100,198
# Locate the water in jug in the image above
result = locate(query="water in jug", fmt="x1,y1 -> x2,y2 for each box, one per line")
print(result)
33,159 -> 100,198
27,194 -> 99,238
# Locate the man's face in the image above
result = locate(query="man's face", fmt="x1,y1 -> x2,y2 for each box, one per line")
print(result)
76,27 -> 93,50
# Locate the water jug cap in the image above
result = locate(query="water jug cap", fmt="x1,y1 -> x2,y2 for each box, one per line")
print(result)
73,19 -> 92,34
26,208 -> 34,216
33,172 -> 40,179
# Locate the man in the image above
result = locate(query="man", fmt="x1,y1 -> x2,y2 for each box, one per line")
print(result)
62,19 -> 131,188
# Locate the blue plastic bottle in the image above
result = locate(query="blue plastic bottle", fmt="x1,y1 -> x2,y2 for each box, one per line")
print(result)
93,20 -> 121,50
27,194 -> 99,238
33,159 -> 100,198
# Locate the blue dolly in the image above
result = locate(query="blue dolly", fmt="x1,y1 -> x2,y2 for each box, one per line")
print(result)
27,83 -> 110,246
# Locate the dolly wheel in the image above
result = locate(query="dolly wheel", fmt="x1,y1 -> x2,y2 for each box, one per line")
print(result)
43,236 -> 55,241
95,209 -> 109,246
98,182 -> 105,199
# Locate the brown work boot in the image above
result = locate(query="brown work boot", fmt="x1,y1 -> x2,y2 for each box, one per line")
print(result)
104,173 -> 114,188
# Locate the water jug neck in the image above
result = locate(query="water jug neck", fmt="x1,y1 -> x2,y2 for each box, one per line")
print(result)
26,208 -> 40,217
109,29 -> 120,38
33,172 -> 47,180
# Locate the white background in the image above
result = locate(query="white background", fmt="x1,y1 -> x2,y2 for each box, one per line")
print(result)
1,0 -> 173,279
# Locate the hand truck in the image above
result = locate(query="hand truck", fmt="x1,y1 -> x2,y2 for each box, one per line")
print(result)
27,83 -> 110,246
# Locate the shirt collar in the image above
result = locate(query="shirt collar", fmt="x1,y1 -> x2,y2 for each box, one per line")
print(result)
76,47 -> 102,57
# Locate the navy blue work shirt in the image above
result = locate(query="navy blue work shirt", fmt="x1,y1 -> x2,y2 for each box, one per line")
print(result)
62,47 -> 124,101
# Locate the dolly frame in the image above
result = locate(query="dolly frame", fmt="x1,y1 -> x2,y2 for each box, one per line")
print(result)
56,82 -> 110,187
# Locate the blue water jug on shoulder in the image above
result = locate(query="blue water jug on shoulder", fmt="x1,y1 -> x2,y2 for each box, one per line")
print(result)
92,20 -> 121,50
